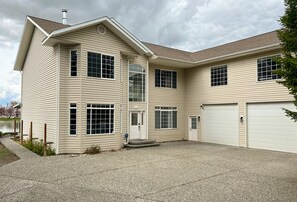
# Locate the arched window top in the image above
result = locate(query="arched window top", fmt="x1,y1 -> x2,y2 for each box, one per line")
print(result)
129,64 -> 145,73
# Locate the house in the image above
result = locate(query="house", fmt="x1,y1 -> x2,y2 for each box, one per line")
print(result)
14,12 -> 297,154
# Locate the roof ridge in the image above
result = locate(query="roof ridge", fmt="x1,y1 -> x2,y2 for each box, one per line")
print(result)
193,30 -> 278,54
142,41 -> 192,54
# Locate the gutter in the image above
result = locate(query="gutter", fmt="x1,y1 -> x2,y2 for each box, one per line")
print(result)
151,43 -> 281,66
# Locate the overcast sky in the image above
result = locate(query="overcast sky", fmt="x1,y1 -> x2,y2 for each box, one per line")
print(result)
0,0 -> 284,106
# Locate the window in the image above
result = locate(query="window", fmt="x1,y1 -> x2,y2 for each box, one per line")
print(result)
155,69 -> 177,88
129,64 -> 145,102
155,106 -> 177,129
87,104 -> 114,134
211,65 -> 227,86
87,52 -> 114,79
70,50 -> 77,76
69,103 -> 76,135
257,56 -> 281,81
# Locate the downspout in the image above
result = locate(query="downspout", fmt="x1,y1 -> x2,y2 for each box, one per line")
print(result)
80,46 -> 83,153
146,59 -> 149,140
127,58 -> 130,139
56,44 -> 61,154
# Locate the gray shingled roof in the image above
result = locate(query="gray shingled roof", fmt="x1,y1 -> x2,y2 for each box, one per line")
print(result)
28,16 -> 70,34
29,16 -> 280,62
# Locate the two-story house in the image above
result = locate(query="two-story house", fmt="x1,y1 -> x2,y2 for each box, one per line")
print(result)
14,13 -> 296,154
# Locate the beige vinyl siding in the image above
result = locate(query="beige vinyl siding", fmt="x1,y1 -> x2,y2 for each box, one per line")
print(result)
184,50 -> 293,147
148,64 -> 185,142
58,45 -> 81,153
56,24 -> 139,152
21,28 -> 58,149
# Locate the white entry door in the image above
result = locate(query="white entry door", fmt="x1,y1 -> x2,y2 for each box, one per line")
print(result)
188,116 -> 198,141
130,111 -> 146,140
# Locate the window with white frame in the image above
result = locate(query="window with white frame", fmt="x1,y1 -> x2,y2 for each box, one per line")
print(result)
69,103 -> 76,135
70,50 -> 77,76
155,69 -> 177,88
129,64 -> 145,102
211,65 -> 227,86
257,56 -> 281,81
87,52 -> 114,79
155,106 -> 177,129
87,104 -> 114,134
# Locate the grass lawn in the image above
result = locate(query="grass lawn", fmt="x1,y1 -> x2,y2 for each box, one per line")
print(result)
0,143 -> 19,167
0,117 -> 20,121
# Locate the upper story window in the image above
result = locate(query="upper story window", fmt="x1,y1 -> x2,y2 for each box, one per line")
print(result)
211,65 -> 227,86
257,56 -> 281,81
70,50 -> 77,76
87,52 -> 114,79
155,69 -> 177,88
129,64 -> 145,102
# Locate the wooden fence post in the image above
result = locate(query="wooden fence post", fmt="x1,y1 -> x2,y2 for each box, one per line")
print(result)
44,123 -> 47,156
29,121 -> 32,143
20,120 -> 23,145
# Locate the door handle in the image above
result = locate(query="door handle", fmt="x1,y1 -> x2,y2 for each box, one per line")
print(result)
138,124 -> 140,131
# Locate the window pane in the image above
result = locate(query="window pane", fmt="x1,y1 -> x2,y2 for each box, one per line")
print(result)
155,69 -> 160,87
173,111 -> 177,128
87,52 -> 101,78
257,56 -> 281,81
211,65 -> 227,86
191,117 -> 197,129
70,105 -> 76,135
70,50 -> 77,77
102,55 -> 114,79
129,64 -> 145,102
131,113 -> 138,125
172,71 -> 177,88
155,111 -> 160,129
87,104 -> 114,134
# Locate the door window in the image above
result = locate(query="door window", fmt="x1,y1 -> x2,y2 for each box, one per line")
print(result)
131,113 -> 138,125
191,117 -> 197,129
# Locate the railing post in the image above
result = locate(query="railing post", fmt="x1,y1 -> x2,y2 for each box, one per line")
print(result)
29,121 -> 32,143
44,123 -> 47,156
20,120 -> 23,145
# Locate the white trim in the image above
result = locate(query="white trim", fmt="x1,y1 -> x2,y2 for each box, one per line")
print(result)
69,49 -> 78,77
27,16 -> 49,37
42,16 -> 153,55
155,68 -> 177,89
56,44 -> 60,154
69,102 -> 77,136
127,58 -> 130,135
86,103 -> 115,135
86,51 -> 116,80
152,43 -> 281,66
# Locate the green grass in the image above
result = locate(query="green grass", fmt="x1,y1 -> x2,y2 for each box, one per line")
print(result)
0,146 -> 11,158
0,117 -> 20,121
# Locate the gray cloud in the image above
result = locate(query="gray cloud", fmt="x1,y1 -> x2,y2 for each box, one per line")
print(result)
0,0 -> 285,103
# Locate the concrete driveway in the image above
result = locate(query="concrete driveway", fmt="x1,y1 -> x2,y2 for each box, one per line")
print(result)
0,141 -> 297,201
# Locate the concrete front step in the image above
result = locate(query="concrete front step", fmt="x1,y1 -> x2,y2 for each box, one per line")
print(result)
124,142 -> 160,148
128,139 -> 156,145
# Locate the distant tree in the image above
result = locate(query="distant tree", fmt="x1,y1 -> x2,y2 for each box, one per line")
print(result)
275,0 -> 297,122
0,106 -> 5,116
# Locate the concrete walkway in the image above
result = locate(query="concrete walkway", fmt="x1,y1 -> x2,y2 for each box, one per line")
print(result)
0,141 -> 297,201
0,138 -> 39,159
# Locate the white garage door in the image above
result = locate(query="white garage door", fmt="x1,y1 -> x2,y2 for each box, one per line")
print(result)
248,102 -> 297,153
204,104 -> 239,146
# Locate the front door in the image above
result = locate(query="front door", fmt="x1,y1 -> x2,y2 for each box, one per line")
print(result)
188,116 -> 198,141
130,111 -> 146,139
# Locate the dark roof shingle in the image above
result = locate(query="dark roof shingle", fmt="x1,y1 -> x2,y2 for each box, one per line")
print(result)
28,16 -> 70,34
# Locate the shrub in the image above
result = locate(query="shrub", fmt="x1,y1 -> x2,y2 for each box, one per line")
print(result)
84,145 -> 101,154
22,139 -> 55,156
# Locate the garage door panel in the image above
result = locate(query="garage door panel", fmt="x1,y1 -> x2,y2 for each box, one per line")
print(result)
248,102 -> 297,153
204,104 -> 238,146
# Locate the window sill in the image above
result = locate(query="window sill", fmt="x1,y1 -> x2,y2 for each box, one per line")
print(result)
85,133 -> 115,136
86,76 -> 115,81
256,79 -> 281,84
154,128 -> 178,131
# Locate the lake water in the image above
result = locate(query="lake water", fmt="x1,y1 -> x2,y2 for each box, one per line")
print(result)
0,120 -> 20,133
